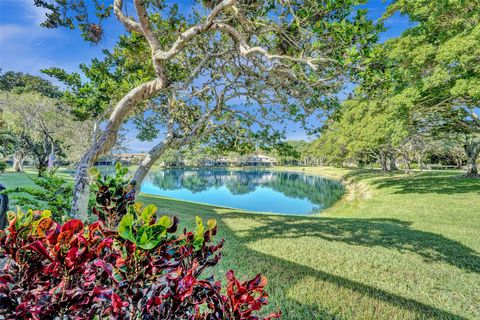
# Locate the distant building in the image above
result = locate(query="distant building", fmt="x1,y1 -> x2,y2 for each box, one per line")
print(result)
114,153 -> 146,166
202,156 -> 231,167
157,154 -> 278,168
95,153 -> 146,166
240,155 -> 277,167
95,156 -> 115,166
164,160 -> 186,167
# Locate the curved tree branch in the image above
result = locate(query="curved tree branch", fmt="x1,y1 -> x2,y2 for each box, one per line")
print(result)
153,0 -> 235,61
113,0 -> 142,34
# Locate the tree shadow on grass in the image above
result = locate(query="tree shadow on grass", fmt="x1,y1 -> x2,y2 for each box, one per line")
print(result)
222,214 -> 480,274
344,170 -> 480,195
217,214 -> 475,319
373,176 -> 480,194
228,237 -> 467,319
342,168 -> 400,181
142,195 -> 472,319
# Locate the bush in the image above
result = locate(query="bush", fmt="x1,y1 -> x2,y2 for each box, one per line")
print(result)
0,166 -> 280,319
5,173 -> 74,221
0,161 -> 7,174
5,164 -> 129,222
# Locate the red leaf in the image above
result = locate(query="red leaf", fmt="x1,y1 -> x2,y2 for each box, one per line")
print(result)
88,221 -> 103,238
36,218 -> 53,237
65,246 -> 79,268
95,237 -> 113,255
58,220 -> 84,244
61,219 -> 84,234
0,274 -> 13,284
111,292 -> 128,313
93,259 -> 116,282
7,216 -> 17,235
46,222 -> 61,245
17,240 -> 53,262
246,274 -> 268,291
178,273 -> 197,301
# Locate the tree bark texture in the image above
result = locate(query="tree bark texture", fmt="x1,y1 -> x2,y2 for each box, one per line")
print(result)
464,142 -> 480,178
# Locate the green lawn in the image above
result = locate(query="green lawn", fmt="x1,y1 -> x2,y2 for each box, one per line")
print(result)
1,167 -> 479,319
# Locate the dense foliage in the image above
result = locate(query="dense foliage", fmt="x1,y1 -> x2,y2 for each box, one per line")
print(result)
0,165 -> 280,319
4,173 -> 74,221
0,83 -> 93,174
90,164 -> 136,228
310,0 -> 480,176
0,71 -> 62,99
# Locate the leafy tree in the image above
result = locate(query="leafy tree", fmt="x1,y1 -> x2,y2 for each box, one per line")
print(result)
4,173 -> 74,221
313,95 -> 412,171
0,92 -> 93,175
0,71 -> 62,99
35,0 -> 380,218
364,0 -> 480,176
315,0 -> 480,175
0,71 -> 64,169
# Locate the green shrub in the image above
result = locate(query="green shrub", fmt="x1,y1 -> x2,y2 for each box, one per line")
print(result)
4,172 -> 74,221
4,164 -> 129,221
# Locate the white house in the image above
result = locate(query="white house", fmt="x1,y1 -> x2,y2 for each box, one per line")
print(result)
240,155 -> 277,166
202,156 -> 231,167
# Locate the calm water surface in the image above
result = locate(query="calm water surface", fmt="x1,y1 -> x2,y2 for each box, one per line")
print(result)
140,169 -> 344,215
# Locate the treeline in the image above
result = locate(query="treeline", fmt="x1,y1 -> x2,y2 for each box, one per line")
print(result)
310,1 -> 479,177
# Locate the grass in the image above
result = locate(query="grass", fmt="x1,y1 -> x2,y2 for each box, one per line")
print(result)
1,168 -> 43,187
1,167 -> 479,319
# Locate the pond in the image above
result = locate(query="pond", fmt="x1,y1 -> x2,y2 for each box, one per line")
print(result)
140,169 -> 345,215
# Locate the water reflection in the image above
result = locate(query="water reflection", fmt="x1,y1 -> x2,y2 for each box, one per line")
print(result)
141,169 -> 345,215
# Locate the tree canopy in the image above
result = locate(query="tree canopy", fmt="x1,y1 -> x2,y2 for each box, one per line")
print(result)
0,72 -> 93,175
0,71 -> 62,99
312,0 -> 480,176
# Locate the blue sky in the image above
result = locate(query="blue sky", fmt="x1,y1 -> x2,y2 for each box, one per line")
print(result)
0,0 -> 413,152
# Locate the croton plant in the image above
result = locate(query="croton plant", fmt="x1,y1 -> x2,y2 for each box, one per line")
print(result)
0,165 -> 280,319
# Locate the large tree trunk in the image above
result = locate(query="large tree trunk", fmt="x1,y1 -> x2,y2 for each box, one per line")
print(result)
13,150 -> 25,172
416,153 -> 423,171
378,150 -> 388,172
388,152 -> 398,171
132,139 -> 172,193
37,158 -> 48,177
401,154 -> 412,174
131,119 -> 211,194
464,142 -> 480,178
71,79 -> 164,219
72,160 -> 92,220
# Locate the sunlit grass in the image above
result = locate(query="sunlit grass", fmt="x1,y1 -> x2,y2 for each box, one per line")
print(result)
1,167 -> 479,319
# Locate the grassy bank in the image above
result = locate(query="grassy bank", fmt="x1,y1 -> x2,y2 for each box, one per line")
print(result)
1,167 -> 479,319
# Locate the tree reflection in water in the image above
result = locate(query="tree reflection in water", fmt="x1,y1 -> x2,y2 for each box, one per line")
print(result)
143,169 -> 345,214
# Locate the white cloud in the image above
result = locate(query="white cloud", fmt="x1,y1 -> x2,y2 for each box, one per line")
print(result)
17,0 -> 49,24
0,0 -> 61,74
0,24 -> 26,42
